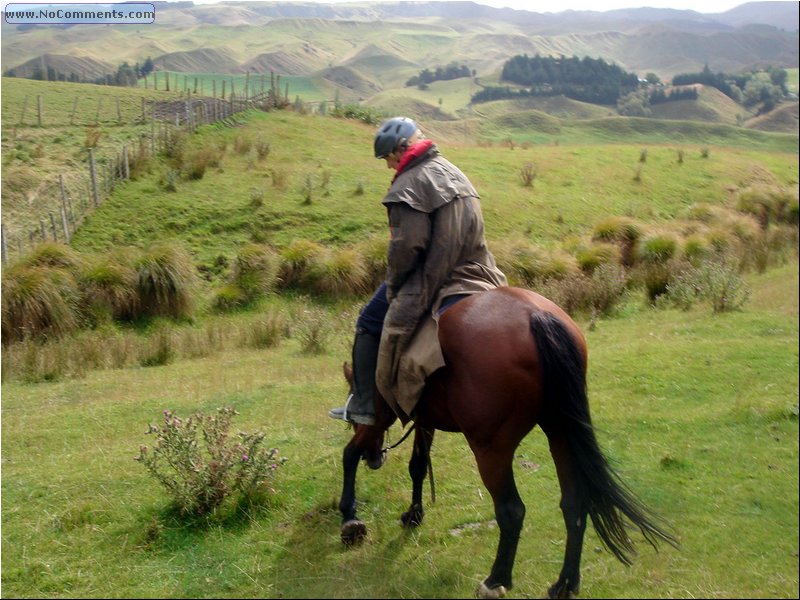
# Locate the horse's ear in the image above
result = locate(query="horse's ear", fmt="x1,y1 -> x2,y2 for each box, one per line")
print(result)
343,362 -> 353,384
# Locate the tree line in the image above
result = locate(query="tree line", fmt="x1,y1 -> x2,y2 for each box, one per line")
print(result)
406,62 -> 473,89
473,54 -> 639,105
672,64 -> 790,113
4,57 -> 155,86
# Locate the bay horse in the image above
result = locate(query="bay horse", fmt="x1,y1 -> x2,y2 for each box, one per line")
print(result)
337,286 -> 678,599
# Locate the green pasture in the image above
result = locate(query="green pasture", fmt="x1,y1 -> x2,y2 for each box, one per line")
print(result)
1,262 -> 797,598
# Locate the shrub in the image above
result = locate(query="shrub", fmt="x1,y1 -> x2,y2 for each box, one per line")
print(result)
245,311 -> 287,349
135,407 -> 285,516
539,264 -> 629,317
135,243 -> 196,319
519,162 -> 537,187
183,146 -> 222,180
669,258 -> 751,314
234,134 -> 252,155
139,325 -> 176,367
294,306 -> 334,355
255,140 -> 271,161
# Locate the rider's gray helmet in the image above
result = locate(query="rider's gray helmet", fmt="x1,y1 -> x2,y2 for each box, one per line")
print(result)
374,117 -> 418,159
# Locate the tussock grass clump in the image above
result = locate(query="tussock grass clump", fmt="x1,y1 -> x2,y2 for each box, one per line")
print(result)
493,240 -> 578,287
232,243 -> 281,302
736,184 -> 799,229
637,233 -> 680,264
356,235 -> 388,290
1,264 -> 83,344
134,243 -> 196,320
17,242 -> 85,273
212,283 -> 248,312
279,239 -> 327,290
592,216 -> 642,266
682,233 -> 713,266
575,242 -> 622,274
81,251 -> 140,323
309,247 -> 369,298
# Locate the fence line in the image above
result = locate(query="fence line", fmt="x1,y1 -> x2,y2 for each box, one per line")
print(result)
2,91 -> 277,265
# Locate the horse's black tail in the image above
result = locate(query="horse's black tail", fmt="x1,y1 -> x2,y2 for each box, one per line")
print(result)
530,311 -> 679,565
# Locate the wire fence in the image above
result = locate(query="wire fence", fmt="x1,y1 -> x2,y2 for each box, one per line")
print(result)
2,90 -> 278,266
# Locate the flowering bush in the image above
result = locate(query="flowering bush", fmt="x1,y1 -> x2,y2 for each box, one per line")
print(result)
135,406 -> 285,515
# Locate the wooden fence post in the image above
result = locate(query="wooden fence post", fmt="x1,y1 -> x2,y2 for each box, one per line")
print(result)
70,97 -> 79,125
20,95 -> 29,125
123,145 -> 130,179
88,148 -> 100,207
60,205 -> 70,243
37,95 -> 43,126
60,175 -> 73,226
1,224 -> 8,265
49,212 -> 58,241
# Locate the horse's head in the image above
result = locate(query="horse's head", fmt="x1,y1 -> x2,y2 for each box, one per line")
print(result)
342,361 -> 354,390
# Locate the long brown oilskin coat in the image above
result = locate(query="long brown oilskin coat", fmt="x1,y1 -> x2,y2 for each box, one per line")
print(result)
376,142 -> 507,421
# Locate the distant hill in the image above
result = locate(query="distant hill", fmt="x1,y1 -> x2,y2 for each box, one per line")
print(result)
1,1 -> 797,134
745,101 -> 800,132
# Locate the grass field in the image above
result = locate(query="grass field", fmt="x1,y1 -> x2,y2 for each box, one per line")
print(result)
1,261 -> 797,598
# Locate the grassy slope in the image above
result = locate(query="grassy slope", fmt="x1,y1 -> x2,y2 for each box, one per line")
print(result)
1,261 -> 796,599
61,109 -> 798,281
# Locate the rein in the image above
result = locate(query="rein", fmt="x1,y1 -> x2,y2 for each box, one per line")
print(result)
382,422 -> 436,504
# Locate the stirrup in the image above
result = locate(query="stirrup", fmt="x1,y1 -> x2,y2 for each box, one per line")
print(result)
328,394 -> 375,425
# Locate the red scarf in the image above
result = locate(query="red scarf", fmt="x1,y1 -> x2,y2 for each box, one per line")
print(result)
394,139 -> 434,179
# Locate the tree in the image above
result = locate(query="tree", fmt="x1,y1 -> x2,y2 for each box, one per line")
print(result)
645,72 -> 661,85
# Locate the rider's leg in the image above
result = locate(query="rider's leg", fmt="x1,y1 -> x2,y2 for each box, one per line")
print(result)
329,283 -> 388,426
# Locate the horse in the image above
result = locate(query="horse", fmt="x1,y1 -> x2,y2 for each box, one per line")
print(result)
336,286 -> 678,599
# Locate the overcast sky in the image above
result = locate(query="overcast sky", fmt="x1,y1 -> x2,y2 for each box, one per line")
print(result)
194,0 -> 752,13
0,0 -> 759,15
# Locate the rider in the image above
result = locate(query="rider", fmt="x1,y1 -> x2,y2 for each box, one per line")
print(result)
329,116 -> 507,427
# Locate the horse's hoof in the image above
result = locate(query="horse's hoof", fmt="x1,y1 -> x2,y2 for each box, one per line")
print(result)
401,503 -> 424,528
476,581 -> 507,599
363,449 -> 386,470
546,582 -> 578,599
341,519 -> 367,546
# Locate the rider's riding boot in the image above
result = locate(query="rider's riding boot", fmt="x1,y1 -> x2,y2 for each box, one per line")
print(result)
329,327 -> 379,426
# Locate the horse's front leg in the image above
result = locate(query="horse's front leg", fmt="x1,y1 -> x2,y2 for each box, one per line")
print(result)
339,438 -> 367,546
401,427 -> 434,527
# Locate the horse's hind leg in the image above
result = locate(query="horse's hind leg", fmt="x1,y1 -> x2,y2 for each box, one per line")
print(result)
402,427 -> 434,527
473,446 -> 525,599
545,434 -> 587,599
